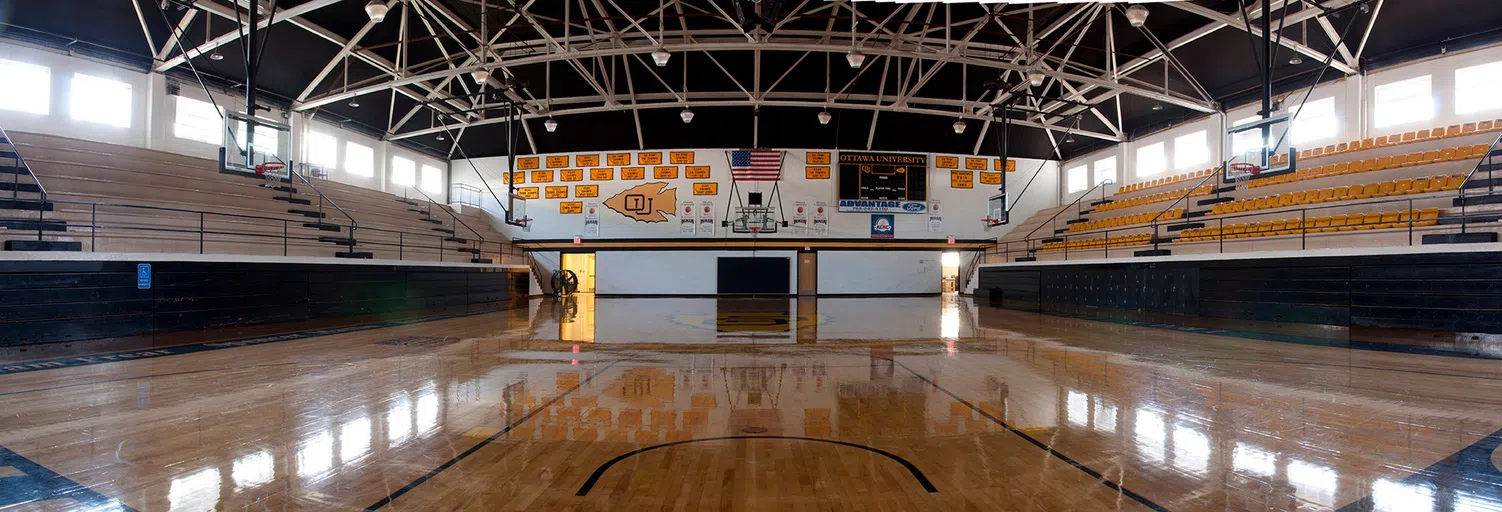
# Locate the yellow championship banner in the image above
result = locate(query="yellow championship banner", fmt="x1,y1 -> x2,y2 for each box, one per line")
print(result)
996,159 -> 1017,171
575,154 -> 599,167
654,166 -> 679,179
591,168 -> 614,180
638,152 -> 663,165
965,157 -> 988,170
693,182 -> 718,195
685,166 -> 711,179
950,170 -> 974,188
807,152 -> 831,165
575,185 -> 599,198
622,167 -> 646,180
516,156 -> 540,170
531,170 -> 554,183
606,153 -> 631,166
561,169 -> 584,182
805,166 -> 830,179
935,156 -> 959,169
669,151 -> 694,164
545,155 -> 569,168
545,186 -> 569,199
979,171 -> 1003,185
506,172 -> 525,184
516,187 -> 539,199
560,201 -> 583,214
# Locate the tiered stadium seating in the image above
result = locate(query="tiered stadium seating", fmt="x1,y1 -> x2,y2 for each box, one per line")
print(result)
1211,175 -> 1464,215
1094,184 -> 1213,213
1176,208 -> 1439,241
1117,168 -> 1217,194
0,131 -> 519,264
1270,119 -> 1502,167
1067,208 -> 1184,233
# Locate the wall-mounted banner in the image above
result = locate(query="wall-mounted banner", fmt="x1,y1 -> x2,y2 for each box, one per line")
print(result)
545,155 -> 569,168
792,201 -> 808,234
679,201 -> 697,235
693,182 -> 719,195
560,201 -> 583,214
805,166 -> 830,179
575,154 -> 599,167
995,159 -> 1017,172
575,184 -> 599,198
517,157 -> 540,170
591,168 -> 614,180
506,172 -> 525,184
561,169 -> 584,182
698,201 -> 716,236
545,186 -> 569,199
928,200 -> 943,233
654,166 -> 678,179
950,170 -> 974,189
807,151 -> 831,165
622,167 -> 646,180
516,187 -> 540,199
979,171 -> 1003,185
686,166 -> 711,179
836,199 -> 927,214
606,153 -> 631,166
584,202 -> 601,237
964,157 -> 988,170
812,201 -> 829,237
605,182 -> 677,222
638,152 -> 663,165
935,156 -> 959,169
870,214 -> 895,239
670,151 -> 695,164
531,170 -> 554,183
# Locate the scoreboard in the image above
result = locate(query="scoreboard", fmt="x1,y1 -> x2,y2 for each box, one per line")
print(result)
836,152 -> 928,213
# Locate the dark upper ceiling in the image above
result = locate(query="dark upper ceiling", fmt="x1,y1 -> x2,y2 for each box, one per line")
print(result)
2,0 -> 1499,162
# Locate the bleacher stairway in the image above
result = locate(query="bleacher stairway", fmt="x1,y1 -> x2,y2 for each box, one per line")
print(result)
0,126 -> 80,252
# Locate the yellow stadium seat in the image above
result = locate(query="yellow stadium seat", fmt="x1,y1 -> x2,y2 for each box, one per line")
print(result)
1446,125 -> 1461,137
1375,135 -> 1390,146
1423,150 -> 1440,163
1332,215 -> 1353,231
1402,132 -> 1417,142
1376,156 -> 1393,170
1278,194 -> 1294,207
1359,212 -> 1383,229
1393,179 -> 1413,195
1291,191 -> 1307,204
1378,211 -> 1401,229
1324,144 -> 1337,154
1417,207 -> 1440,226
1354,183 -> 1377,199
1445,175 -> 1466,190
1316,188 -> 1335,203
1417,129 -> 1431,140
1375,181 -> 1395,197
1313,216 -> 1332,232
1463,123 -> 1477,134
1337,143 -> 1349,153
1333,186 -> 1351,200
1440,148 -> 1457,161
1269,220 -> 1287,235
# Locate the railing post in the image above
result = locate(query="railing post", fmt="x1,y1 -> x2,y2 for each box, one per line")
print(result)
1218,218 -> 1224,254
439,235 -> 444,262
1408,198 -> 1415,246
198,212 -> 205,254
1300,209 -> 1307,250
90,204 -> 96,252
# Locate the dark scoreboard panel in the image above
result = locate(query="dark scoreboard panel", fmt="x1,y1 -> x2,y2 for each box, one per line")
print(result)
837,152 -> 928,201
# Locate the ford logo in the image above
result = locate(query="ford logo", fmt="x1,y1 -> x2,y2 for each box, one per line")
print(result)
902,203 -> 925,212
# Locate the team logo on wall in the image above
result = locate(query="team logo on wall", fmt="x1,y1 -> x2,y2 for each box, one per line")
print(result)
604,182 -> 678,222
870,214 -> 895,239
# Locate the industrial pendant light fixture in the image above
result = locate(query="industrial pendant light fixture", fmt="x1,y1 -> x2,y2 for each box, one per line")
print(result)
206,18 -> 223,60
846,4 -> 864,68
365,0 -> 388,23
652,0 -> 670,67
544,117 -> 559,132
952,119 -> 967,134
680,108 -> 695,124
817,110 -> 832,125
1125,5 -> 1148,27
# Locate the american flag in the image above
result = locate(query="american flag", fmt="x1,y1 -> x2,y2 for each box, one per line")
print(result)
730,149 -> 782,181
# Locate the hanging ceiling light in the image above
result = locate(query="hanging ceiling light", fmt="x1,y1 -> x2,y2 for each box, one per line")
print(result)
471,68 -> 490,84
436,133 -> 445,141
846,49 -> 865,69
1066,134 -> 1076,143
1289,55 -> 1304,65
1151,102 -> 1163,111
952,119 -> 967,134
817,110 -> 832,125
349,98 -> 360,108
209,51 -> 224,61
652,47 -> 671,67
365,0 -> 388,23
1124,5 -> 1149,28
1028,71 -> 1045,87
544,117 -> 558,132
680,107 -> 695,123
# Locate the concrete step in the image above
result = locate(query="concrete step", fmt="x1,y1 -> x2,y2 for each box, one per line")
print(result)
4,239 -> 82,251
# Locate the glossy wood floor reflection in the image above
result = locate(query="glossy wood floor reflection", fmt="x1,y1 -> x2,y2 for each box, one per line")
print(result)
1,296 -> 1501,511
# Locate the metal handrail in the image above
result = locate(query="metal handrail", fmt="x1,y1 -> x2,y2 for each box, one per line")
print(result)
1022,178 -> 1115,244
287,168 -> 359,252
0,125 -> 50,242
998,190 -> 1457,262
1454,134 -> 1502,235
406,186 -> 485,244
1141,166 -> 1228,253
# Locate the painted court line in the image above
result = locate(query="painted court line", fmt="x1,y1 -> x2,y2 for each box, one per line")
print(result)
0,444 -> 135,511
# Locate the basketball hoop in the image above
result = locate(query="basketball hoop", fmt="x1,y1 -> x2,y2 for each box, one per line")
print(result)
513,216 -> 532,228
981,217 -> 1002,227
255,162 -> 286,175
749,226 -> 761,235
1228,162 -> 1261,175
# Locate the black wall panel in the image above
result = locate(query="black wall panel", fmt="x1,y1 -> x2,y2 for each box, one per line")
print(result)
977,251 -> 1502,334
717,257 -> 791,295
0,260 -> 529,346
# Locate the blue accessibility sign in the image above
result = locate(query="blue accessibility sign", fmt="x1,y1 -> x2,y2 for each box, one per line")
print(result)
137,264 -> 151,290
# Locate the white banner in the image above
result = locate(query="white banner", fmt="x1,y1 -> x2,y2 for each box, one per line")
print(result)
679,201 -> 696,236
791,201 -> 808,235
927,200 -> 943,233
699,201 -> 716,236
812,201 -> 828,237
584,202 -> 601,237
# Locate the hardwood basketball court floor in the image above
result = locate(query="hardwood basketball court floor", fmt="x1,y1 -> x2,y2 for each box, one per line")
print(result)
0,296 -> 1499,510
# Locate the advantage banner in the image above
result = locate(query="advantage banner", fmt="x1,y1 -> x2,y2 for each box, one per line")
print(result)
836,199 -> 928,214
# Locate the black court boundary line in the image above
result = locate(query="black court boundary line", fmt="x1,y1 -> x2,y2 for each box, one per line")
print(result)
573,436 -> 939,496
0,444 -> 138,511
0,304 -> 525,377
363,360 -> 620,511
881,356 -> 1171,512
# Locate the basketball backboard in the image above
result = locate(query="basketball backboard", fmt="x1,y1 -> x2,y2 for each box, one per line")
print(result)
220,111 -> 291,177
1224,114 -> 1296,183
731,206 -> 778,233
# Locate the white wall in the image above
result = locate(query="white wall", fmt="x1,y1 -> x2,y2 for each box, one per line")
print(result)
1063,42 -> 1502,191
0,40 -> 448,201
452,150 -> 1057,242
595,250 -> 798,295
817,251 -> 941,295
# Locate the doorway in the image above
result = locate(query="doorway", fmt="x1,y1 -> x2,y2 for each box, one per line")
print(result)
941,252 -> 960,293
797,252 -> 817,295
561,253 -> 596,293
